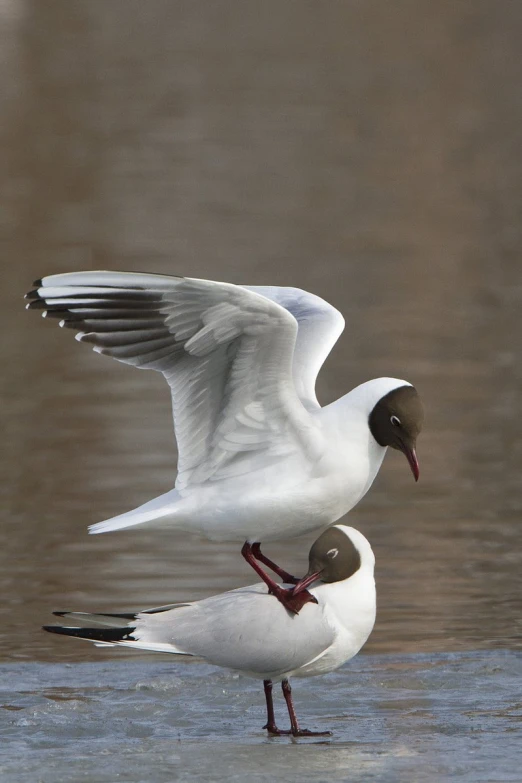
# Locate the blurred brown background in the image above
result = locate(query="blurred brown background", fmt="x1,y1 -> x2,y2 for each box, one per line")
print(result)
1,0 -> 521,661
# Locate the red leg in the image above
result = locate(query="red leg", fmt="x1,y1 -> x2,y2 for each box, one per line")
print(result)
241,542 -> 317,615
281,678 -> 332,737
251,543 -> 298,584
262,679 -> 290,735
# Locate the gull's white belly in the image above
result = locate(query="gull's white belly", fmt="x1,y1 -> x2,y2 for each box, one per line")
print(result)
176,454 -> 375,542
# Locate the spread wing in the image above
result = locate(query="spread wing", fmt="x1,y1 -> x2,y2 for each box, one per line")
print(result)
244,286 -> 345,411
26,271 -> 324,489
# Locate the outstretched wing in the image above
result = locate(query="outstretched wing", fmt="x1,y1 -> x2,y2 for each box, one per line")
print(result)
27,272 -> 323,489
244,286 -> 345,411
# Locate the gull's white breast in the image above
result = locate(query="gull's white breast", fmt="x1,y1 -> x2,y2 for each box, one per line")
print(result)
289,567 -> 376,679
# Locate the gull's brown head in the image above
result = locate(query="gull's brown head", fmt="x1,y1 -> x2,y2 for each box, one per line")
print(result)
368,385 -> 424,481
307,526 -> 361,583
292,527 -> 361,596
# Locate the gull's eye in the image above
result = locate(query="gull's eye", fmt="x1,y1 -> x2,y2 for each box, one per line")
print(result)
390,415 -> 401,426
327,548 -> 339,559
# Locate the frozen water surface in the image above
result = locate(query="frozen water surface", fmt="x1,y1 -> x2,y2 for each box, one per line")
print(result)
1,651 -> 520,783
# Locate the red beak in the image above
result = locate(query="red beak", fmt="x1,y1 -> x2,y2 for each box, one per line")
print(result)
401,444 -> 419,482
292,570 -> 323,595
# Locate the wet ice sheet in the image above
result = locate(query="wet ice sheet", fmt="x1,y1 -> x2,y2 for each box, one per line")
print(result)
1,651 -> 520,783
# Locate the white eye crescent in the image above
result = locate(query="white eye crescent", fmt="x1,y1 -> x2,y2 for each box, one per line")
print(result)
390,415 -> 401,426
327,548 -> 339,558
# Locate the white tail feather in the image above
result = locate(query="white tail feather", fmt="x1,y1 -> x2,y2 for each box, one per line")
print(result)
88,489 -> 182,534
117,640 -> 192,655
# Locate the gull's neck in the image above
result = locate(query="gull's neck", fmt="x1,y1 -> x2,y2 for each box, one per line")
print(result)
319,377 -> 411,475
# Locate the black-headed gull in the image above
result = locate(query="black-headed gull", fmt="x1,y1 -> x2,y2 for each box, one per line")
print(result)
44,524 -> 376,737
27,272 -> 423,612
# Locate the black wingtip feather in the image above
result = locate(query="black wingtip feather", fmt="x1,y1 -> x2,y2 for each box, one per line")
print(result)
43,625 -> 135,642
27,299 -> 47,310
33,278 -> 43,287
25,289 -> 41,300
52,610 -> 139,620
43,310 -> 81,321
100,612 -> 141,620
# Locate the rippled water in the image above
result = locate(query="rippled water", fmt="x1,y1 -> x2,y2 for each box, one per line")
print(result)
1,1 -> 521,780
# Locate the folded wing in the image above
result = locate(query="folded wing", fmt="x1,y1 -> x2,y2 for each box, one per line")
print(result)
45,585 -> 335,677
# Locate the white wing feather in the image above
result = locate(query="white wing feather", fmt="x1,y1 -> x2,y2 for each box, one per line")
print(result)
244,286 -> 345,411
49,586 -> 337,676
29,272 -> 324,489
132,585 -> 336,675
112,585 -> 335,676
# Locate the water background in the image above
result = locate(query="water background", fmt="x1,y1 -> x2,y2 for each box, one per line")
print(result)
1,2 -> 521,780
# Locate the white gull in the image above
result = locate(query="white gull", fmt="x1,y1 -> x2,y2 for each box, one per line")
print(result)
26,271 -> 423,607
44,524 -> 376,737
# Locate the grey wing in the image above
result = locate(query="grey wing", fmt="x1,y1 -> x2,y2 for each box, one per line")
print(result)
132,585 -> 336,677
242,285 -> 345,411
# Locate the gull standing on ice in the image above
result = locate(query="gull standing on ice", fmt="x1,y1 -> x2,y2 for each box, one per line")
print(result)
26,271 -> 423,612
44,524 -> 376,737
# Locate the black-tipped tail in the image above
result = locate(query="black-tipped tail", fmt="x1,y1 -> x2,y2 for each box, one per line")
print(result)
43,625 -> 135,642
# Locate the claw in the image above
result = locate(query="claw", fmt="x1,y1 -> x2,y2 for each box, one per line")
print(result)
271,585 -> 318,615
291,728 -> 332,737
263,723 -> 291,735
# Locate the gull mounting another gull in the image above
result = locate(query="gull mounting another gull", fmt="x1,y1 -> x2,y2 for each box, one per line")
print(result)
44,524 -> 376,738
26,271 -> 423,613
